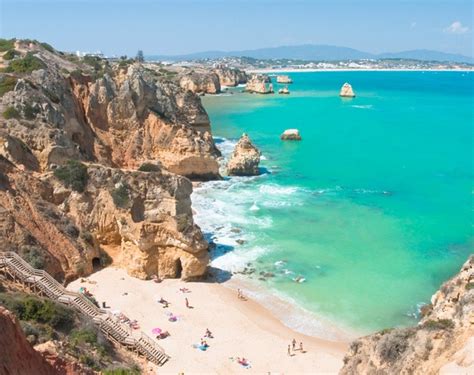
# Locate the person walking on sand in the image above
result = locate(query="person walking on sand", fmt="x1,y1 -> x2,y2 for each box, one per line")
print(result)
185,297 -> 190,308
299,342 -> 304,352
292,338 -> 296,350
287,344 -> 291,356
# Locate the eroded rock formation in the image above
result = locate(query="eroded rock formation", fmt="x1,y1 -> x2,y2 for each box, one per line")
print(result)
339,82 -> 355,98
178,70 -> 221,94
226,133 -> 261,176
214,66 -> 248,87
340,256 -> 474,375
280,129 -> 302,141
0,40 -> 215,280
245,74 -> 273,94
276,75 -> 293,84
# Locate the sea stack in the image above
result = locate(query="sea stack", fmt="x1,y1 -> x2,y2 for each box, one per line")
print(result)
227,133 -> 261,176
245,74 -> 274,94
276,75 -> 293,84
340,82 -> 356,97
280,129 -> 302,141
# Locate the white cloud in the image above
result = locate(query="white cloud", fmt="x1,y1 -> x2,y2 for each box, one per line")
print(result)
444,21 -> 469,34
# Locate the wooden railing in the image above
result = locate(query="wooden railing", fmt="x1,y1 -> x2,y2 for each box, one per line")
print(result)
0,251 -> 169,366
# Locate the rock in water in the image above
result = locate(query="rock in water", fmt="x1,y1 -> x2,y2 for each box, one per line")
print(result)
227,133 -> 261,176
280,129 -> 302,141
340,82 -> 356,97
276,75 -> 293,84
245,74 -> 274,94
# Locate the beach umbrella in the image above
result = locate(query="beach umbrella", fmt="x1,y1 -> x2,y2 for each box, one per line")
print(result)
151,327 -> 162,335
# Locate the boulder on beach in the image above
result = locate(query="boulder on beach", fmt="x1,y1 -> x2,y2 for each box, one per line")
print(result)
339,82 -> 356,97
227,133 -> 261,176
280,129 -> 302,141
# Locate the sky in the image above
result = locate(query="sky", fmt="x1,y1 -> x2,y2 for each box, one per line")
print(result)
1,0 -> 472,57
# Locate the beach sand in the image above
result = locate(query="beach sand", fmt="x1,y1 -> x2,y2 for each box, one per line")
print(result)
68,267 -> 347,374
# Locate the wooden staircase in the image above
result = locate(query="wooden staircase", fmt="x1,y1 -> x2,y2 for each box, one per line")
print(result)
0,251 -> 170,366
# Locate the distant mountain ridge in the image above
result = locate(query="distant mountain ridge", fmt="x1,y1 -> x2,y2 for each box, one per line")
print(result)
149,44 -> 473,64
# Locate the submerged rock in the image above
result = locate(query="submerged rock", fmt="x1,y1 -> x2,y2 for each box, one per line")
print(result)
227,133 -> 261,176
280,129 -> 302,141
340,82 -> 356,97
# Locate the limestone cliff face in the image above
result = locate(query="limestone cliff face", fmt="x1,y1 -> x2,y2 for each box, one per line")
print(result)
1,50 -> 220,179
226,133 -> 261,176
245,74 -> 273,94
178,70 -> 221,94
0,306 -> 60,375
49,165 -> 209,280
213,67 -> 248,87
0,41 -> 213,281
340,256 -> 474,375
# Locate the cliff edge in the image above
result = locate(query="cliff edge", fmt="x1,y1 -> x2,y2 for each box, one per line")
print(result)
340,256 -> 474,375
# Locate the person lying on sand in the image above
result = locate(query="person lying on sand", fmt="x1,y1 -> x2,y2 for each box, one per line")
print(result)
205,328 -> 213,338
158,297 -> 169,307
179,287 -> 190,293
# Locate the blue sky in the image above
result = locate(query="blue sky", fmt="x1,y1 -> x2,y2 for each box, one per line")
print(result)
1,0 -> 472,57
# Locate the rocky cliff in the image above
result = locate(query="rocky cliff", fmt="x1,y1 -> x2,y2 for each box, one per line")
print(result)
340,256 -> 474,375
339,82 -> 355,97
178,70 -> 221,94
0,39 -> 214,281
214,66 -> 248,87
226,133 -> 261,176
0,306 -> 60,375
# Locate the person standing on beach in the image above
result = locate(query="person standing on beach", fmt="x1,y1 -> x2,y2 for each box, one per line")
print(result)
292,338 -> 296,350
299,342 -> 304,352
185,297 -> 190,308
287,344 -> 291,356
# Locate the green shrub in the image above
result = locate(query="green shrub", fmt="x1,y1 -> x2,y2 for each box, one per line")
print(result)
71,328 -> 98,346
138,163 -> 160,172
23,103 -> 39,120
423,319 -> 455,330
3,106 -> 20,119
0,293 -> 74,330
20,246 -> 46,269
43,88 -> 60,103
40,42 -> 55,53
111,184 -> 129,208
466,282 -> 474,290
53,160 -> 89,192
103,366 -> 141,375
3,49 -> 18,60
83,55 -> 101,71
0,75 -> 17,97
5,53 -> 45,73
0,39 -> 15,52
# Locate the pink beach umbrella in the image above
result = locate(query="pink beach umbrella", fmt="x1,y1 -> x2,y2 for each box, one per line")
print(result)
151,327 -> 162,335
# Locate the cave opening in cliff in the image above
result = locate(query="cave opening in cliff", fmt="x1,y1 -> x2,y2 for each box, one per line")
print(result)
92,257 -> 101,271
175,258 -> 183,278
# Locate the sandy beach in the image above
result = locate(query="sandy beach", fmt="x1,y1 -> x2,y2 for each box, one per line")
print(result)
68,268 -> 348,374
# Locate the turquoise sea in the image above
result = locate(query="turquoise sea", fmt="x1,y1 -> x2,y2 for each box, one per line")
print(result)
193,71 -> 473,338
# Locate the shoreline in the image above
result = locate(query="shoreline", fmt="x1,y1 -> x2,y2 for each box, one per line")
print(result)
68,267 -> 348,374
248,67 -> 473,73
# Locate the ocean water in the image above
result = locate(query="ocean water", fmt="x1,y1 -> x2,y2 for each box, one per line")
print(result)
193,71 -> 473,338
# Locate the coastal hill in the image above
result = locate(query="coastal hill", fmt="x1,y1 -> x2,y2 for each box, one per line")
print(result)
0,38 -> 223,282
149,44 -> 474,64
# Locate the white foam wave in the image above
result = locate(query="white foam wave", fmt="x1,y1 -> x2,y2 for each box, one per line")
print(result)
259,184 -> 299,196
351,104 -> 373,109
